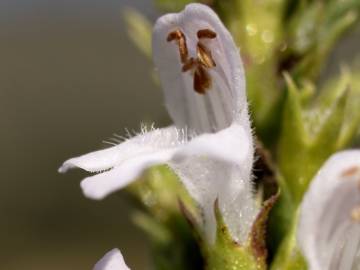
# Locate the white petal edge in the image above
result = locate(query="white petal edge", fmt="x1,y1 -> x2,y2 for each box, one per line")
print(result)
59,126 -> 181,173
81,149 -> 176,200
93,249 -> 130,270
297,150 -> 360,270
79,124 -> 253,200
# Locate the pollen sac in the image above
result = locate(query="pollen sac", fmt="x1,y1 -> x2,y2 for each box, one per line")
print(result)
194,65 -> 212,94
196,42 -> 216,68
181,57 -> 196,72
197,29 -> 217,39
166,28 -> 217,95
167,29 -> 189,64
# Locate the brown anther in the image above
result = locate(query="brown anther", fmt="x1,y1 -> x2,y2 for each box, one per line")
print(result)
341,166 -> 359,177
351,206 -> 360,222
197,42 -> 216,68
181,58 -> 196,72
167,29 -> 188,64
167,28 -> 217,95
193,65 -> 212,94
197,29 -> 217,39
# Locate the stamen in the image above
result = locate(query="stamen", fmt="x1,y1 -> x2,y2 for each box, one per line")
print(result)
351,206 -> 360,222
166,29 -> 217,95
197,42 -> 216,68
194,65 -> 212,94
167,29 -> 189,64
341,166 -> 359,177
182,58 -> 196,72
197,29 -> 217,39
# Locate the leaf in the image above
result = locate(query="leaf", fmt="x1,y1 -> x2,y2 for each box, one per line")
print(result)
278,73 -> 308,201
269,210 -> 307,270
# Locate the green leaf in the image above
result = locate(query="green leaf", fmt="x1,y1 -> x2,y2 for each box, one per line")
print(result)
270,210 -> 307,270
278,73 -> 349,203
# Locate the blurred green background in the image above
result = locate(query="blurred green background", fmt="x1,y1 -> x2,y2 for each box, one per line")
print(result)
0,0 -> 168,269
0,0 -> 359,269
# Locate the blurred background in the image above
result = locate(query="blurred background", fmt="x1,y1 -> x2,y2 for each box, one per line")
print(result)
0,0 -> 359,269
0,0 -> 166,269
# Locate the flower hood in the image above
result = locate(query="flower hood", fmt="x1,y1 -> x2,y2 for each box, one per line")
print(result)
59,3 -> 257,244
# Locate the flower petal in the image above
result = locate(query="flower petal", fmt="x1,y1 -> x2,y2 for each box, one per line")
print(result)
153,3 -> 249,134
93,248 -> 130,270
170,158 -> 257,244
298,150 -> 360,270
81,149 -> 175,200
79,123 -> 253,201
173,123 -> 253,172
170,124 -> 256,243
59,126 -> 181,173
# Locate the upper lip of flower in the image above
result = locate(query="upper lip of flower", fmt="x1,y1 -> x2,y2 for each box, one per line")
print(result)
59,3 -> 257,244
152,3 -> 250,135
93,248 -> 130,270
297,150 -> 360,270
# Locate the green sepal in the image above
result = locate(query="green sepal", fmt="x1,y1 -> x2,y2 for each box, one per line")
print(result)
249,192 -> 280,266
204,199 -> 265,270
213,198 -> 234,245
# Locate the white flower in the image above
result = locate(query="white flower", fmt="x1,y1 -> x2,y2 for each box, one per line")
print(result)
93,249 -> 130,270
298,150 -> 360,270
59,3 -> 257,244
